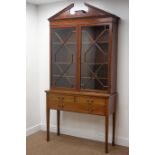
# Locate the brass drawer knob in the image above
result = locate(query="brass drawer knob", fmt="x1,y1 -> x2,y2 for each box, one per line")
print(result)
86,100 -> 90,103
90,100 -> 94,103
86,99 -> 94,104
87,108 -> 94,113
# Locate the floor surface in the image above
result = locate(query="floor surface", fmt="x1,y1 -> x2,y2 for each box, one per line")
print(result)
26,131 -> 129,155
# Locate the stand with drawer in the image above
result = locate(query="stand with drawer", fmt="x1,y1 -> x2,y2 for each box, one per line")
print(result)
45,3 -> 119,153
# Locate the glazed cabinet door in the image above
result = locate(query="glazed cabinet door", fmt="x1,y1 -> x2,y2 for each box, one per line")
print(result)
80,25 -> 110,91
51,27 -> 77,89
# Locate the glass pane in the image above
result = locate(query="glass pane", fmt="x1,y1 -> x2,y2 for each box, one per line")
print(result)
80,25 -> 109,91
51,27 -> 76,88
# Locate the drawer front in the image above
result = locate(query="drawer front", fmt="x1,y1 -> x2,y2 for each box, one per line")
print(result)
63,95 -> 74,103
49,94 -> 74,102
49,94 -> 61,103
78,96 -> 106,106
48,93 -> 74,109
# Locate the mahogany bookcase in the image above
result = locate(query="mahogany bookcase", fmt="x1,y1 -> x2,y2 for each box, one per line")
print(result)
45,3 -> 119,153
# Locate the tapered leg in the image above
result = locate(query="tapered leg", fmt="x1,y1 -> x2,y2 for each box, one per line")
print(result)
105,115 -> 109,153
46,108 -> 50,141
112,112 -> 116,146
57,110 -> 60,136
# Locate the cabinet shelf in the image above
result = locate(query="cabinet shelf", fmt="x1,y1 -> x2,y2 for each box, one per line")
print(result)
53,74 -> 75,78
53,62 -> 75,65
53,41 -> 108,45
81,62 -> 108,65
53,42 -> 76,45
53,62 -> 108,65
82,41 -> 108,44
81,77 -> 108,80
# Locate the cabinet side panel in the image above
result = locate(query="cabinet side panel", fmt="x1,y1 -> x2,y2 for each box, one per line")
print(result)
49,23 -> 52,88
111,22 -> 118,93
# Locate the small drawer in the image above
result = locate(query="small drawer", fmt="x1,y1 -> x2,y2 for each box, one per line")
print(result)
48,94 -> 61,102
48,94 -> 74,103
63,95 -> 74,103
78,96 -> 106,106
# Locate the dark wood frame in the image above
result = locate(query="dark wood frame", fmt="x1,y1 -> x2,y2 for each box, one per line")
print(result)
45,3 -> 119,154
